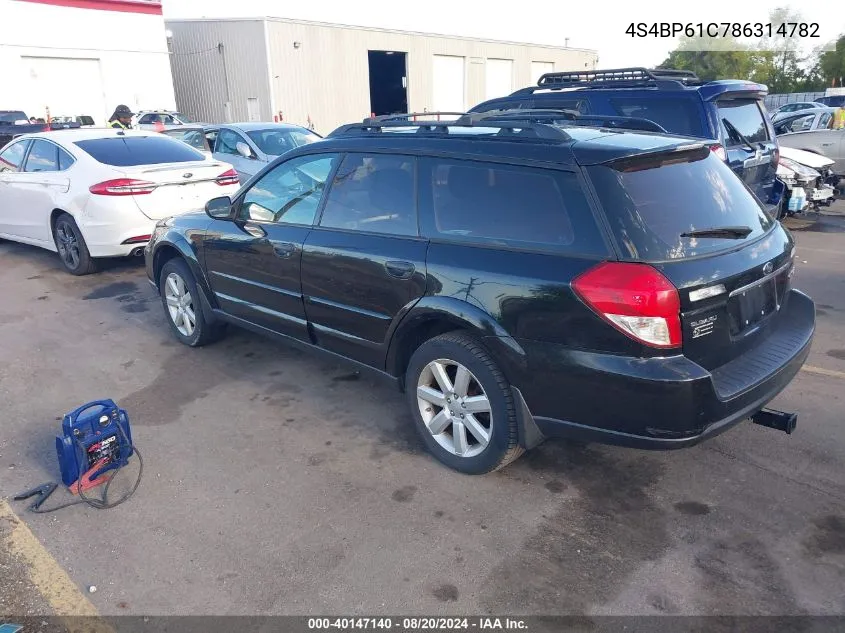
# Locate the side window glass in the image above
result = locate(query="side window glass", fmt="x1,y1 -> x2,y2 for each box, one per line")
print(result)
24,140 -> 59,172
57,147 -> 74,171
319,154 -> 417,236
423,158 -> 607,255
205,131 -> 218,152
216,129 -> 243,156
139,114 -> 154,124
240,153 -> 338,225
819,112 -> 833,129
0,140 -> 29,173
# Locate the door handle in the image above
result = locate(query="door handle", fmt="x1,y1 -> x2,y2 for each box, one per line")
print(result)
273,242 -> 296,258
385,260 -> 415,279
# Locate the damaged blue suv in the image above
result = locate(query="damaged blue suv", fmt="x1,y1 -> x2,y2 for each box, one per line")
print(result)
470,67 -> 783,214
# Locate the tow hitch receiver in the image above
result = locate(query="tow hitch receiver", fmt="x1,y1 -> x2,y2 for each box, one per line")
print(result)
751,408 -> 798,434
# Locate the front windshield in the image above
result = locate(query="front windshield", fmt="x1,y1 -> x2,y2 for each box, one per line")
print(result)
246,129 -> 321,156
173,112 -> 193,124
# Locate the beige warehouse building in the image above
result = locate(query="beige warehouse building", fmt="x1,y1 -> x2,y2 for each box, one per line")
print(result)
165,17 -> 598,135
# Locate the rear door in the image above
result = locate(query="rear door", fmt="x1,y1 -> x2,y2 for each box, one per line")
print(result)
203,152 -> 339,341
300,152 -> 427,368
716,99 -> 779,207
0,139 -> 31,238
586,147 -> 794,374
15,139 -> 72,243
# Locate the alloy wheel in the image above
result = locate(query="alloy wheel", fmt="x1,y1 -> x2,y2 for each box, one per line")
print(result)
416,358 -> 493,458
164,272 -> 196,337
56,223 -> 80,270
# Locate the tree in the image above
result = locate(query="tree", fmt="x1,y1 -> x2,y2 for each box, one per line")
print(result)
661,43 -> 756,81
819,35 -> 845,87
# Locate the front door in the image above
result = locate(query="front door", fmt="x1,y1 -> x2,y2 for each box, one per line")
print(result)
301,152 -> 428,368
213,127 -> 261,182
203,152 -> 340,341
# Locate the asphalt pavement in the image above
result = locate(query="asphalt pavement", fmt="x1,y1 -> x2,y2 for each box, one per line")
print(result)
1,209 -> 844,618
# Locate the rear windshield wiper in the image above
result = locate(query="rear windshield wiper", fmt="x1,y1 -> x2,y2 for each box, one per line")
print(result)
680,226 -> 753,239
721,118 -> 757,152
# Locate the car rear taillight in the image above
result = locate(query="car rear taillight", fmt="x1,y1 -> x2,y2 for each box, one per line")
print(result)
215,168 -> 239,186
709,143 -> 727,162
572,262 -> 682,349
89,179 -> 157,196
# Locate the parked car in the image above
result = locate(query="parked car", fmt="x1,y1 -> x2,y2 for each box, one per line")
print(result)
206,122 -> 321,182
770,101 -> 826,122
0,110 -> 48,146
161,126 -> 212,154
772,107 -> 837,136
776,147 -> 836,215
815,95 -> 845,107
777,116 -> 845,176
469,67 -> 782,214
145,113 -> 814,474
133,110 -> 198,131
0,129 -> 239,275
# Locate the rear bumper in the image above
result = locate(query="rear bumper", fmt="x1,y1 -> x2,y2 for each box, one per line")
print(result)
513,289 -> 815,449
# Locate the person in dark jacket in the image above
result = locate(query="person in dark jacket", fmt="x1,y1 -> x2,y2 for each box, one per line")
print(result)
108,105 -> 134,129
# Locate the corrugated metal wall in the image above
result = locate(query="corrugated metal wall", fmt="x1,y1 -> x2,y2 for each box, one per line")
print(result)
167,18 -> 596,135
262,18 -> 597,134
167,20 -> 272,124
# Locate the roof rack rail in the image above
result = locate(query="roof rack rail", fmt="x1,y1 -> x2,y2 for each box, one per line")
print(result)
328,112 -> 572,141
511,67 -> 701,94
364,112 -> 466,124
476,108 -> 668,134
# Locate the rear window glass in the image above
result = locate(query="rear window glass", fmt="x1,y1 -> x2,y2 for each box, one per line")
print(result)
588,149 -> 774,261
718,100 -> 769,145
610,97 -> 705,137
0,111 -> 27,123
74,136 -> 205,166
422,158 -> 607,255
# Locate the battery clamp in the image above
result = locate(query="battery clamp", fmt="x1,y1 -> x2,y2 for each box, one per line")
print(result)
14,400 -> 143,513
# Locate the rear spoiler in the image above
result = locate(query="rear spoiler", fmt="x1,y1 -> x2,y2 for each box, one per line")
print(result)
698,81 -> 768,101
601,144 -> 710,172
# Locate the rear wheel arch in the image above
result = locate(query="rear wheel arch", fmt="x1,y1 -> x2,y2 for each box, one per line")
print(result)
386,298 -> 527,387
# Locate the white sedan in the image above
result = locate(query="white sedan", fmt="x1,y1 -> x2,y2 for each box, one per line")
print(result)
0,129 -> 239,275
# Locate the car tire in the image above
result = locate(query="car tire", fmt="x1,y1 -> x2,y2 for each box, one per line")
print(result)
405,332 -> 524,474
53,213 -> 97,275
159,258 -> 226,347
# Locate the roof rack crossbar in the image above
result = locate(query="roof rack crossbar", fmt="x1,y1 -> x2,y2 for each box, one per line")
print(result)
328,112 -> 573,141
504,67 -> 701,94
474,109 -> 668,134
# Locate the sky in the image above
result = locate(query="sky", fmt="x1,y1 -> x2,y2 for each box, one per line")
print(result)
162,0 -> 845,69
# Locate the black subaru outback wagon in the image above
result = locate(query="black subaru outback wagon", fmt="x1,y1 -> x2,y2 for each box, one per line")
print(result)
145,112 -> 815,474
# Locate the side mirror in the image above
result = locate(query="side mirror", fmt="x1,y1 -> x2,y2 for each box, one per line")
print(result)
205,196 -> 233,220
236,142 -> 253,159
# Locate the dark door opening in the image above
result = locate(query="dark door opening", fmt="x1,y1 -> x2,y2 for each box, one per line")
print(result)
368,51 -> 408,116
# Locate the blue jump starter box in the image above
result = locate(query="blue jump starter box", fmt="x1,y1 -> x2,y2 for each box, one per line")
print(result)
55,400 -> 133,489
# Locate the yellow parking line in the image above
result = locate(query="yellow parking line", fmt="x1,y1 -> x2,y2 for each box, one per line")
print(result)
801,364 -> 845,380
0,500 -> 113,632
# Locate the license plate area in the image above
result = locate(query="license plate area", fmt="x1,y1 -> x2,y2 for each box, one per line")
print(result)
727,279 -> 778,336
